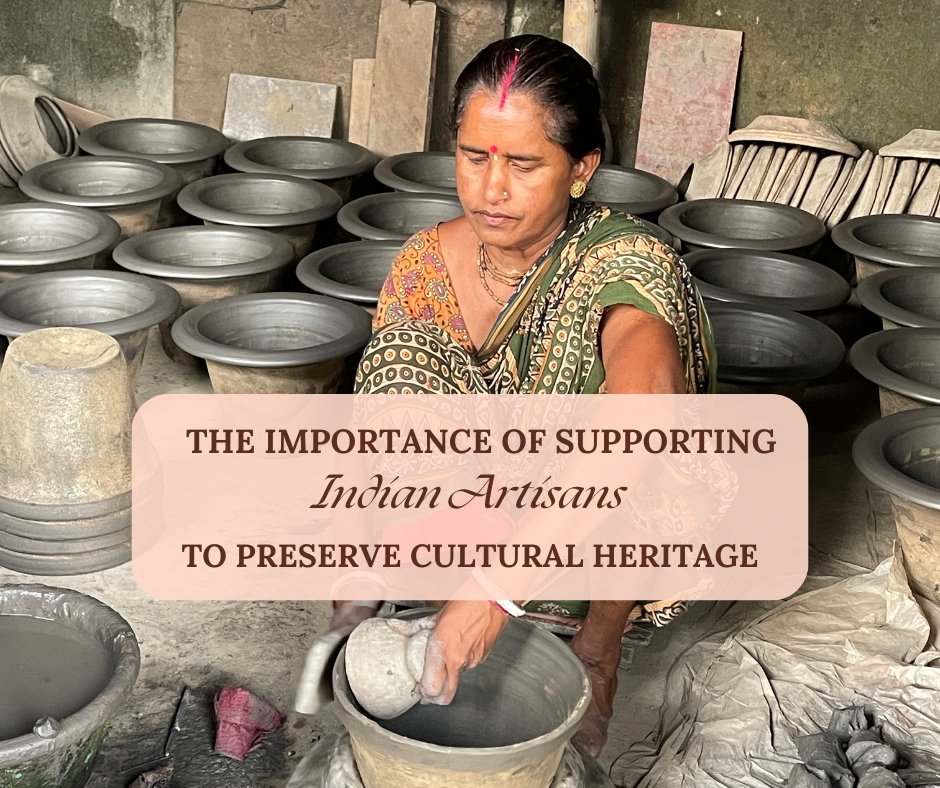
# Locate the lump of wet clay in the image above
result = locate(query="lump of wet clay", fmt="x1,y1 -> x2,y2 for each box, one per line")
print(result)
796,733 -> 855,788
856,767 -> 906,788
788,763 -> 833,787
345,618 -> 432,719
848,728 -> 884,748
847,741 -> 899,773
828,707 -> 869,743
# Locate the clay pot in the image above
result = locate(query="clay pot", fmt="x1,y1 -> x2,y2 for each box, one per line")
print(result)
177,173 -> 342,260
338,193 -> 465,241
849,328 -> 940,415
296,241 -> 399,310
373,152 -> 457,196
853,407 -> 940,603
856,268 -> 940,329
0,270 -> 180,388
685,249 -> 850,312
708,303 -> 845,397
585,164 -> 678,219
224,136 -> 375,202
832,214 -> 940,281
77,118 -> 228,185
333,611 -> 590,788
658,198 -> 826,255
0,584 -> 139,786
18,156 -> 183,238
170,292 -> 373,394
112,226 -> 295,363
0,204 -> 120,281
0,329 -> 133,556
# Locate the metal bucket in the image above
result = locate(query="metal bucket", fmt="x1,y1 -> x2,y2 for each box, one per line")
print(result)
333,614 -> 590,788
0,584 -> 139,788
177,173 -> 343,260
170,292 -> 372,393
337,194 -> 464,242
853,407 -> 940,604
658,198 -> 826,255
832,214 -> 940,281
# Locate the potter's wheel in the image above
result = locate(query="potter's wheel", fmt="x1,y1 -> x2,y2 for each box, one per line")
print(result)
286,730 -> 614,787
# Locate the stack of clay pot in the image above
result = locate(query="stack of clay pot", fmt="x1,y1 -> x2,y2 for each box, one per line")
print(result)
0,328 -> 135,574
688,118 -> 940,228
0,76 -> 77,187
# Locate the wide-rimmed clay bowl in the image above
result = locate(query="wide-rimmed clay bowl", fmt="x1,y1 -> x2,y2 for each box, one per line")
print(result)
224,136 -> 376,202
857,267 -> 940,330
658,198 -> 826,255
373,152 -> 457,197
18,156 -> 183,238
0,204 -> 120,281
708,302 -> 845,398
849,328 -> 940,415
337,193 -> 464,242
832,214 -> 940,281
112,226 -> 295,363
170,292 -> 372,393
177,172 -> 343,260
296,240 -> 399,312
585,164 -> 678,219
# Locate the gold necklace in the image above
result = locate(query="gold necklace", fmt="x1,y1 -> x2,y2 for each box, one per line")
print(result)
479,244 -> 527,286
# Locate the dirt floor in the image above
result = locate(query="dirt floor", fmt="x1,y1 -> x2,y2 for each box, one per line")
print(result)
0,324 -> 904,786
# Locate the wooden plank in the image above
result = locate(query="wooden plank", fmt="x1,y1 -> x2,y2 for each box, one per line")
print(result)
348,58 -> 374,147
563,0 -> 603,71
634,22 -> 742,185
367,0 -> 439,157
222,73 -> 337,141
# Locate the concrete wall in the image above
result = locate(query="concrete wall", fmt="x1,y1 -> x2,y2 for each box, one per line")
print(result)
1,0 -> 937,165
0,0 -> 174,119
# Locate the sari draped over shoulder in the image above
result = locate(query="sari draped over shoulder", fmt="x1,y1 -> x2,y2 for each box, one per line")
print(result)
360,203 -> 714,397
356,203 -> 718,629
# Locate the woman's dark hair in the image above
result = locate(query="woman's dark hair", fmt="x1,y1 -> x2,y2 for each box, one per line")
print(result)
450,34 -> 605,160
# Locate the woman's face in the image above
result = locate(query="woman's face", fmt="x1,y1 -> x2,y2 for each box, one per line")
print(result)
455,89 -> 599,255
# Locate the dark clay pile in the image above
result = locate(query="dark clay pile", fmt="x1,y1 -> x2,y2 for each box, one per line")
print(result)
789,706 -> 908,787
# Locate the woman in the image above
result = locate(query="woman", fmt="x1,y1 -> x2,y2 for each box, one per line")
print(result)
339,34 -> 713,756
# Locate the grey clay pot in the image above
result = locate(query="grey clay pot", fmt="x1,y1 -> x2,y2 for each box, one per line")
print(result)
857,268 -> 940,329
585,164 -> 678,219
832,213 -> 940,280
296,241 -> 400,307
373,152 -> 458,196
337,193 -> 464,242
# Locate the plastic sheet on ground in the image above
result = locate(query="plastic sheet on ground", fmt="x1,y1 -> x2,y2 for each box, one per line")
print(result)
615,547 -> 940,787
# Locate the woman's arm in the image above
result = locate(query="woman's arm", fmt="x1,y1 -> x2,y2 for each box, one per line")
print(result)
599,303 -> 685,395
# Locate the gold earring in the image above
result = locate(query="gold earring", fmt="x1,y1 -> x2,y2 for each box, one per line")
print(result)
570,179 -> 587,199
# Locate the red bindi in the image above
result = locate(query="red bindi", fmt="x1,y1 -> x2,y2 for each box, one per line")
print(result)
490,145 -> 498,154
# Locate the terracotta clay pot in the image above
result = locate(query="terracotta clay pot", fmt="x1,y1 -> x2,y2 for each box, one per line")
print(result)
585,164 -> 678,219
0,204 -> 120,281
337,193 -> 464,242
177,172 -> 342,260
853,407 -> 940,603
224,136 -> 375,202
658,198 -> 826,255
296,240 -> 399,311
112,226 -> 295,363
856,268 -> 940,329
832,213 -> 940,281
170,292 -> 372,394
18,156 -> 183,238
708,302 -> 845,397
373,152 -> 457,196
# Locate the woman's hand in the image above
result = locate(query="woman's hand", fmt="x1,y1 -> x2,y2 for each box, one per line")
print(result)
391,600 -> 509,705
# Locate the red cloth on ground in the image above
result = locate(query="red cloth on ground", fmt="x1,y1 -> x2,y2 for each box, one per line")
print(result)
213,686 -> 283,761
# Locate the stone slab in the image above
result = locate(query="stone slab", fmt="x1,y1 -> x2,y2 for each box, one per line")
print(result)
367,0 -> 439,157
348,58 -> 374,148
634,22 -> 742,185
222,73 -> 337,141
883,158 -> 918,214
907,162 -> 940,216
